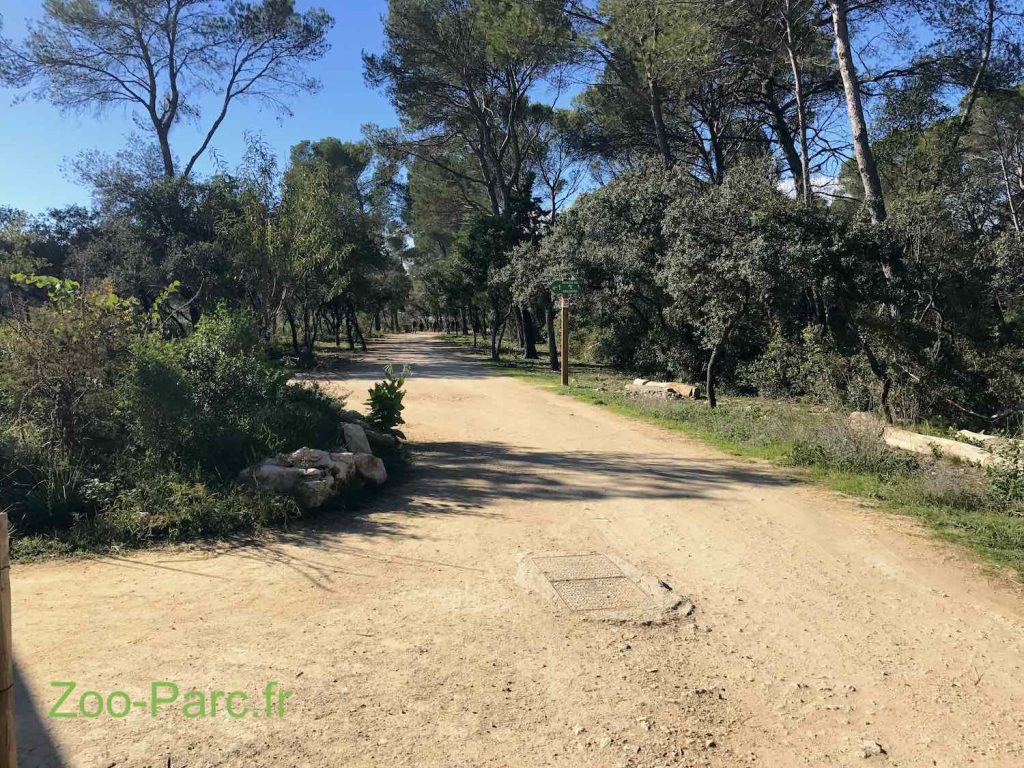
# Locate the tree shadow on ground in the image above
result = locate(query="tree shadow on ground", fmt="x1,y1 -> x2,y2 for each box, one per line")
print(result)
269,440 -> 796,549
172,439 -> 795,590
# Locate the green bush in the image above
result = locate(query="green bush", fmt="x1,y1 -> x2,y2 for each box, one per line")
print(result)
120,307 -> 345,476
365,364 -> 408,438
1,289 -> 351,552
0,278 -> 138,462
988,441 -> 1024,509
0,426 -> 89,534
97,473 -> 301,545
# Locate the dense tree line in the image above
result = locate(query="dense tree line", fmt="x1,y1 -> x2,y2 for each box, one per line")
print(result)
363,0 -> 1024,429
2,0 -> 1024,434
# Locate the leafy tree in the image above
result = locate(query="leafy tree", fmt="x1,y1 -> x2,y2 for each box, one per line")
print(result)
365,0 -> 573,216
0,0 -> 333,178
662,162 -> 811,407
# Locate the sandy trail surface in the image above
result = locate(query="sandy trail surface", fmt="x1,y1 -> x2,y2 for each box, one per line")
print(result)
13,333 -> 1024,767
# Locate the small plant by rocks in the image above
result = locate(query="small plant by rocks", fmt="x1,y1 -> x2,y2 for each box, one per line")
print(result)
366,364 -> 409,439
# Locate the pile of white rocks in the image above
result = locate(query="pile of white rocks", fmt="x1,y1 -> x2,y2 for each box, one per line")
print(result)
237,421 -> 394,508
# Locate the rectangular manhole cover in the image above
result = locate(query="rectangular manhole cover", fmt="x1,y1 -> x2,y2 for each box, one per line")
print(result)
531,554 -> 625,581
526,553 -> 657,612
551,576 -> 652,612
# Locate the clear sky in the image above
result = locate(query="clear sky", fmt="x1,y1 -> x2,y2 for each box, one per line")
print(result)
0,1 -> 398,214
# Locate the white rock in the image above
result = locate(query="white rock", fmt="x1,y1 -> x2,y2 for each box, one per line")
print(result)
287,447 -> 332,465
240,460 -> 305,493
239,445 -> 381,508
343,423 -> 373,454
326,452 -> 358,481
294,472 -> 335,508
354,453 -> 387,484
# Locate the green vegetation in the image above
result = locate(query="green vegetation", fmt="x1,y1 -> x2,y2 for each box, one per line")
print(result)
2,0 -> 1024,568
446,334 -> 1024,578
365,365 -> 409,439
0,281 -> 350,558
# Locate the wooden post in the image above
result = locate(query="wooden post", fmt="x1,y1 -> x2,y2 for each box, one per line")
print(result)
560,296 -> 569,387
0,512 -> 14,768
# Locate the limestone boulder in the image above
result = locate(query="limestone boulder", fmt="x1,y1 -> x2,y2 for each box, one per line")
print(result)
625,379 -> 701,400
342,423 -> 373,455
848,412 -> 997,467
354,453 -> 388,484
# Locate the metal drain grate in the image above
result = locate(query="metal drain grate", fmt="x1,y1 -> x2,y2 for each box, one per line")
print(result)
530,554 -> 656,612
531,554 -> 624,581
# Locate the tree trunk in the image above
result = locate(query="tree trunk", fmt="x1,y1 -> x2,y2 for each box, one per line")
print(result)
784,2 -> 812,205
545,301 -> 559,371
284,306 -> 300,356
647,72 -> 674,166
860,337 -> 895,424
349,306 -> 368,353
706,342 -> 722,409
345,312 -> 355,351
705,303 -> 747,409
955,0 -> 996,142
764,83 -> 806,200
153,122 -> 175,178
521,307 -> 539,359
828,0 -> 886,225
490,303 -> 502,361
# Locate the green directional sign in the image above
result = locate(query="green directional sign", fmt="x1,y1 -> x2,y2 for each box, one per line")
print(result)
550,279 -> 581,295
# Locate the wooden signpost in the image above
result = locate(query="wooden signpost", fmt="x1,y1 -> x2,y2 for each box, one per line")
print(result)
550,280 -> 581,387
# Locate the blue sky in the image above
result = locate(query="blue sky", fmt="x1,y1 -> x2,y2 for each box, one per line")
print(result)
0,1 -> 398,214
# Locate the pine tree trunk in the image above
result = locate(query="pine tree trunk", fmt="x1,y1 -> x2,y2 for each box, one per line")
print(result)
828,0 -> 886,224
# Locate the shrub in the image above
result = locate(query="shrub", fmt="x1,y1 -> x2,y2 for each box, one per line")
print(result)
97,473 -> 301,545
0,277 -> 138,461
0,425 -> 89,534
1,291 -> 350,552
788,417 -> 920,477
365,364 -> 408,438
120,307 -> 345,476
988,441 -> 1024,510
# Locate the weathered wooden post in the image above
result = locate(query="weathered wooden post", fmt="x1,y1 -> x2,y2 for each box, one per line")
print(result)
560,296 -> 569,387
0,512 -> 14,767
550,280 -> 580,387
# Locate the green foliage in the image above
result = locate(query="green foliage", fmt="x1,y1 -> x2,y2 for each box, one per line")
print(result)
0,278 -> 140,459
0,0 -> 333,179
365,365 -> 408,438
120,307 -> 345,476
0,283 -> 347,548
988,442 -> 1024,509
96,474 -> 301,546
788,419 -> 921,478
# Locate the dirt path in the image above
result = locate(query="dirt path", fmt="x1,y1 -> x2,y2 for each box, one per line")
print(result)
14,334 -> 1024,767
